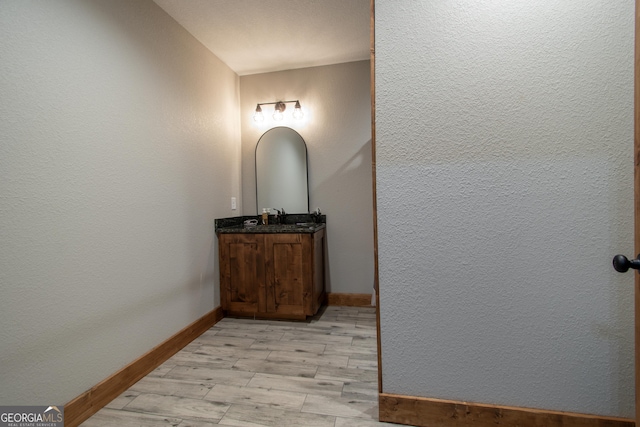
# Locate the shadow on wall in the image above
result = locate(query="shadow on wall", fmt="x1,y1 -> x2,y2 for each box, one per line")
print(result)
314,139 -> 375,295
85,0 -> 237,313
605,276 -> 635,414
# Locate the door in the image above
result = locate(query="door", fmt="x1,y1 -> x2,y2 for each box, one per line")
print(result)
219,233 -> 266,315
264,233 -> 310,317
612,2 -> 640,423
634,2 -> 639,423
636,4 -> 639,422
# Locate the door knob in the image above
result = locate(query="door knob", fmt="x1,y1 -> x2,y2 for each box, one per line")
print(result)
612,254 -> 640,273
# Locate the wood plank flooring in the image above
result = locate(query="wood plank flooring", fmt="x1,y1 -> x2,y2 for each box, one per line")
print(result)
81,306 -> 400,427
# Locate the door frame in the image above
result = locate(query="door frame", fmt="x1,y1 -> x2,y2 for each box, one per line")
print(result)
369,0 -> 382,393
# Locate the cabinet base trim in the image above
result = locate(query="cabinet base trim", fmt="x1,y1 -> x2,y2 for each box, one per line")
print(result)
224,309 -> 307,321
327,292 -> 372,307
64,306 -> 224,427
379,393 -> 635,427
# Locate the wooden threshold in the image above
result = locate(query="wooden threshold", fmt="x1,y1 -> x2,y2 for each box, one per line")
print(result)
327,292 -> 373,307
64,306 -> 224,427
379,393 -> 635,427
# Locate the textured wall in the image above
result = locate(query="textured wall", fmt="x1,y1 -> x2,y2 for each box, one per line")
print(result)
240,61 -> 374,294
376,1 -> 634,417
0,0 -> 240,404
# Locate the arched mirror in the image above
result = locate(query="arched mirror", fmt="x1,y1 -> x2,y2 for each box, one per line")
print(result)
255,126 -> 309,214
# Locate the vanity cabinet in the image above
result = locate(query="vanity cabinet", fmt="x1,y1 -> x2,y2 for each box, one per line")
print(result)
218,229 -> 325,320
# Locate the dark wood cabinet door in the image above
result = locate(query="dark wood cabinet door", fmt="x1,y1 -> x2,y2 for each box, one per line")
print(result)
264,233 -> 312,317
218,233 -> 266,315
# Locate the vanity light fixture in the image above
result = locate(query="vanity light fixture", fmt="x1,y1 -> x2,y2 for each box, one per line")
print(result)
253,100 -> 304,122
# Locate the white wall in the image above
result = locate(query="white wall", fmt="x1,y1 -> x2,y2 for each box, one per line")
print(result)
240,61 -> 374,295
376,1 -> 634,418
0,0 -> 240,405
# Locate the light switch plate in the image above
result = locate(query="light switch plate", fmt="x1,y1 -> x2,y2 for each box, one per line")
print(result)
231,197 -> 237,210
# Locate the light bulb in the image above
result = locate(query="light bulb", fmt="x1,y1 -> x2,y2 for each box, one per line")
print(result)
253,104 -> 264,122
273,102 -> 285,120
292,101 -> 303,120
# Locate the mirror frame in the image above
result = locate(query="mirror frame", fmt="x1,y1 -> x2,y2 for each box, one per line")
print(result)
255,126 -> 310,214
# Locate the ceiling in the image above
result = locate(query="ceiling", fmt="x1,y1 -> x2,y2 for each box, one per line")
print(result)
153,0 -> 371,76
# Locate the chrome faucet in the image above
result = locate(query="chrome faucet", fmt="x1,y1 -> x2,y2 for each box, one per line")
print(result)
311,207 -> 321,223
272,208 -> 286,224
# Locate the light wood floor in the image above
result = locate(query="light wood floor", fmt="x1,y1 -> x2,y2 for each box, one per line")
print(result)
81,306 -> 400,426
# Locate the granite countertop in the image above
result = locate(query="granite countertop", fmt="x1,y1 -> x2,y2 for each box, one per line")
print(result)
215,214 -> 326,234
